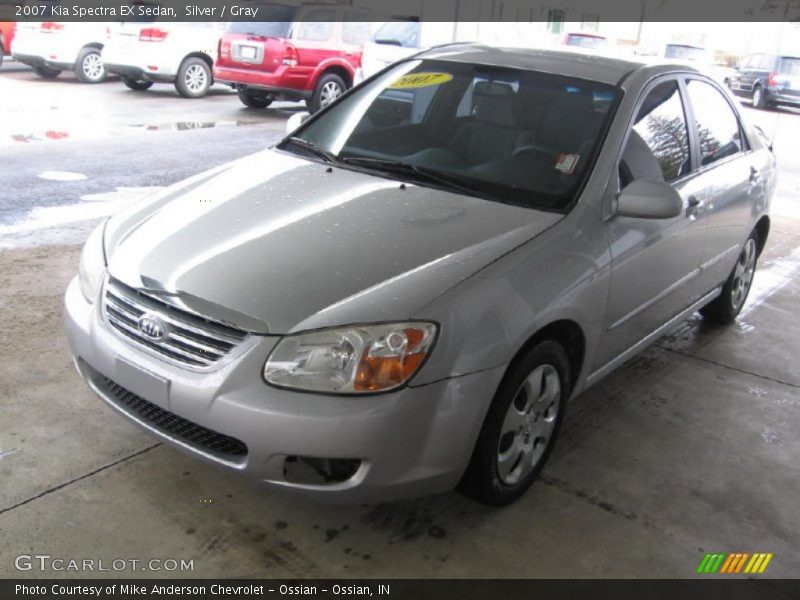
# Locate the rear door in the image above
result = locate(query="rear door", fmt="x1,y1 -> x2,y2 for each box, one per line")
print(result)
683,77 -> 763,293
291,7 -> 339,88
596,77 -> 708,368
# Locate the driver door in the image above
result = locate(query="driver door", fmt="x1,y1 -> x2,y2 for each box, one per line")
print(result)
594,77 -> 708,370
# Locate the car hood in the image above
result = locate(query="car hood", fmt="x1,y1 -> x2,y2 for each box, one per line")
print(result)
105,150 -> 562,334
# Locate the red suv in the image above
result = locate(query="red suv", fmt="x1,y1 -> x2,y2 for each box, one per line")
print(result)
214,4 -> 378,112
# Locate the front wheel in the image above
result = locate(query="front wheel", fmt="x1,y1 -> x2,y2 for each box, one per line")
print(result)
458,340 -> 570,506
306,73 -> 346,113
701,232 -> 759,325
122,76 -> 153,91
74,47 -> 106,83
33,66 -> 62,79
175,57 -> 211,98
238,90 -> 272,109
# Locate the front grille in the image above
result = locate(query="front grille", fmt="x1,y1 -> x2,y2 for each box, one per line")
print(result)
103,279 -> 249,368
103,377 -> 248,460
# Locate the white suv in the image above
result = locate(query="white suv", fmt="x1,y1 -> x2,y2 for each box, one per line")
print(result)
103,22 -> 226,98
12,22 -> 108,83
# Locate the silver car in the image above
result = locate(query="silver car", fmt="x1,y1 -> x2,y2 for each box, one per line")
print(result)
65,46 -> 776,505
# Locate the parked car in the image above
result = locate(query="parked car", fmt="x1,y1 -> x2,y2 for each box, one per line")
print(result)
0,21 -> 15,67
659,43 -> 735,88
11,22 -> 107,82
357,21 -> 470,83
561,31 -> 608,50
66,46 -> 775,506
729,52 -> 800,110
213,3 -> 378,112
103,22 -> 227,98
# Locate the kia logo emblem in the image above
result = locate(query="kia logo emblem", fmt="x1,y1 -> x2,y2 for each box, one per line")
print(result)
137,315 -> 169,342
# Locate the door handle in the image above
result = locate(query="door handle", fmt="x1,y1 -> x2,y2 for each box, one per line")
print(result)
749,166 -> 760,183
686,195 -> 701,219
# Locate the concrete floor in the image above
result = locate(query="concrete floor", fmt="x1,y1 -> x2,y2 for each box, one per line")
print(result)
1,61 -> 799,579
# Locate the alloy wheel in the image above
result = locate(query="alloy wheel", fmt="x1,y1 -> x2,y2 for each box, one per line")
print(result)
497,364 -> 561,485
320,81 -> 343,107
83,52 -> 104,81
184,64 -> 208,94
753,87 -> 762,107
731,238 -> 756,310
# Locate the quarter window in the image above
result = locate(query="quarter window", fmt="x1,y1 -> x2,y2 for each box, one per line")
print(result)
686,80 -> 744,166
622,80 -> 690,185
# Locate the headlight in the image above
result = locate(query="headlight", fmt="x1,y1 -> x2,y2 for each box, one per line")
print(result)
264,322 -> 437,394
78,222 -> 107,303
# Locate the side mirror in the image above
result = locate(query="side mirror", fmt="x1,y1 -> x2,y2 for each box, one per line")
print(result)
285,111 -> 311,135
615,178 -> 684,219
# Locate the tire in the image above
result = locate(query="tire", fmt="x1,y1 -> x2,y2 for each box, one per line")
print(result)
306,72 -> 346,113
74,47 -> 106,83
458,340 -> 571,506
752,84 -> 767,109
700,230 -> 760,325
122,76 -> 153,91
33,66 -> 61,79
175,57 -> 211,98
0,44 -> 4,69
238,90 -> 272,109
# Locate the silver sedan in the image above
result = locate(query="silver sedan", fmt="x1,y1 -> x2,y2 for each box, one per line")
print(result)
65,45 -> 776,505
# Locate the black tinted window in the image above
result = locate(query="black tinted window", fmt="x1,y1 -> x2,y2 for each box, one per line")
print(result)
625,80 -> 690,184
226,4 -> 297,38
686,80 -> 743,166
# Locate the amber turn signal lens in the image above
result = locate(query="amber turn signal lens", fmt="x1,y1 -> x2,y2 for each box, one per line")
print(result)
354,327 -> 431,392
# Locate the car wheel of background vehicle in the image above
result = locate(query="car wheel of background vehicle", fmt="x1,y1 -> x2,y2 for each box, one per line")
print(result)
175,57 -> 211,99
458,340 -> 570,506
33,66 -> 61,79
752,84 -> 766,109
0,44 -> 4,69
306,73 -> 346,113
701,230 -> 759,325
74,47 -> 106,83
122,77 -> 153,91
237,90 -> 272,109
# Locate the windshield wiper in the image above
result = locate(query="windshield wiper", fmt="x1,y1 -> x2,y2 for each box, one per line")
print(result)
340,156 -> 483,198
281,137 -> 338,164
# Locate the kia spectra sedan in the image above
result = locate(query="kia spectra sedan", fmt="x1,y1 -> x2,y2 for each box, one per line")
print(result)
65,45 -> 776,505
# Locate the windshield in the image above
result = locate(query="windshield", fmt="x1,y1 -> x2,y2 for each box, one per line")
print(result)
565,34 -> 607,49
373,21 -> 420,48
282,59 -> 620,211
665,45 -> 706,61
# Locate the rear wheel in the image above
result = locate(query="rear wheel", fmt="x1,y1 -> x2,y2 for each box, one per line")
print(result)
33,66 -> 62,79
752,84 -> 767,109
458,340 -> 570,506
701,231 -> 759,325
238,90 -> 273,109
175,57 -> 211,98
122,76 -> 153,91
74,47 -> 106,83
0,44 -> 4,68
306,73 -> 346,113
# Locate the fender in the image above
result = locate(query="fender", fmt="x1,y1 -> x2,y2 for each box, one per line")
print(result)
306,57 -> 356,92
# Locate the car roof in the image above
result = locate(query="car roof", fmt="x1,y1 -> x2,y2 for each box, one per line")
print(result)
416,44 -> 698,86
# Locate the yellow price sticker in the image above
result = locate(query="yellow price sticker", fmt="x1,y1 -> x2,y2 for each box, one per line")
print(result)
389,72 -> 453,90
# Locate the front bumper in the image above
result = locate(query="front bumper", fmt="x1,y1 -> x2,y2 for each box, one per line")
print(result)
64,276 -> 503,503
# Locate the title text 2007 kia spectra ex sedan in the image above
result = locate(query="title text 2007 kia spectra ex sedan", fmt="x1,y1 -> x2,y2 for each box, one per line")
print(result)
65,46 -> 776,506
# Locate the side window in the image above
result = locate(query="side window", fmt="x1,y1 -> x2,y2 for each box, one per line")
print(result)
686,79 -> 744,166
758,54 -> 775,70
341,20 -> 372,46
296,11 -> 335,41
621,80 -> 690,187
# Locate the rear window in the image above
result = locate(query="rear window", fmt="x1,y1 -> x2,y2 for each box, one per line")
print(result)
225,4 -> 297,38
565,34 -> 606,49
664,44 -> 705,62
779,57 -> 800,76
